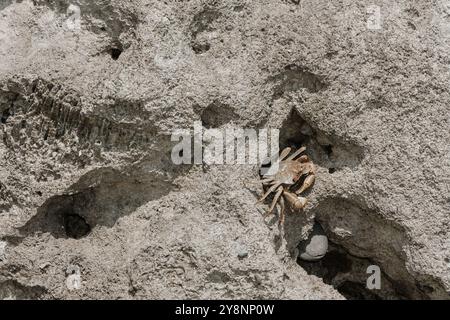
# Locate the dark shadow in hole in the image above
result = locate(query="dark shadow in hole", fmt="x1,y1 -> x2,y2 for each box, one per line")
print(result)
323,144 -> 333,156
19,190 -> 94,240
1,108 -> 10,124
192,42 -> 211,54
298,246 -> 352,283
279,108 -> 310,150
297,241 -> 396,300
337,281 -> 382,300
64,213 -> 91,239
296,198 -> 449,300
110,47 -> 123,60
279,107 -> 364,171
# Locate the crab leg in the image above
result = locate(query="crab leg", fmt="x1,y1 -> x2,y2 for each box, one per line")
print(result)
279,147 -> 292,161
265,186 -> 283,216
278,196 -> 286,225
283,191 -> 308,210
286,146 -> 306,161
260,178 -> 274,185
258,182 -> 282,202
296,174 -> 315,195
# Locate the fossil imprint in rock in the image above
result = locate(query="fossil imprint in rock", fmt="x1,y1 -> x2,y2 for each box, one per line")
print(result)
259,146 -> 316,225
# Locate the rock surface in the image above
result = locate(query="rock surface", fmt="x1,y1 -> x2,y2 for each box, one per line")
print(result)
0,0 -> 449,299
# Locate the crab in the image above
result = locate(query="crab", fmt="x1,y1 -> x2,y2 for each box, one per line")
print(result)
258,146 -> 316,225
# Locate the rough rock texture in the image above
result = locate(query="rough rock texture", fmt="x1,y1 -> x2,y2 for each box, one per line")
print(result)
0,0 -> 449,299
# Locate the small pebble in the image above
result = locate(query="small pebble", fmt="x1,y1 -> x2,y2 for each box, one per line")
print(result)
237,248 -> 248,259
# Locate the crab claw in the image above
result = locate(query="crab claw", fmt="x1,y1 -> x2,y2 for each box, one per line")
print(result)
283,192 -> 308,210
296,174 -> 315,195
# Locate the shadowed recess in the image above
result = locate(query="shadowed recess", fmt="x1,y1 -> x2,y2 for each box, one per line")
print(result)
19,160 -> 191,240
296,199 -> 450,300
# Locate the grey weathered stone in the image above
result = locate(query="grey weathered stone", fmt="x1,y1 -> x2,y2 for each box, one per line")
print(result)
0,0 -> 449,299
298,223 -> 328,262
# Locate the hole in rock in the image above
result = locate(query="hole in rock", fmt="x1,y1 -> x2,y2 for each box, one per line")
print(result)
64,213 -> 91,239
323,145 -> 333,156
295,198 -> 450,300
276,109 -> 447,299
192,42 -> 211,54
297,241 -> 389,299
110,47 -> 123,60
18,191 -> 94,240
199,101 -> 238,128
20,163 -> 189,240
258,108 -> 364,203
1,108 -> 10,124
278,108 -> 364,171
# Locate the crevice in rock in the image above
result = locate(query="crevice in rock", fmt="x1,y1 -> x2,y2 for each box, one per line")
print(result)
18,161 -> 188,240
0,280 -> 46,300
279,107 -> 364,171
296,198 -> 450,299
298,240 -> 405,299
108,40 -> 124,60
18,190 -> 94,240
276,106 -> 447,299
258,108 -> 366,244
